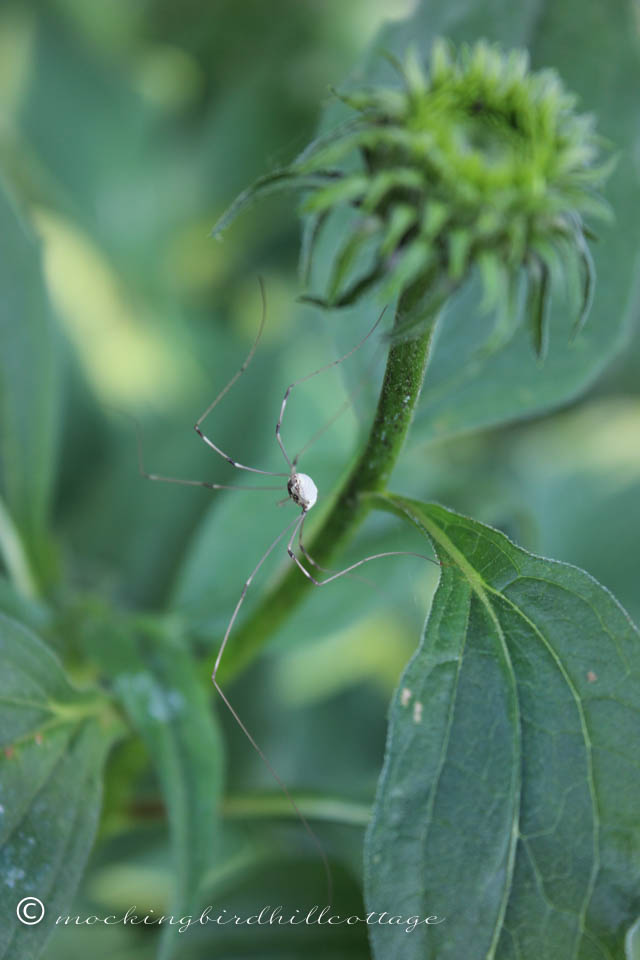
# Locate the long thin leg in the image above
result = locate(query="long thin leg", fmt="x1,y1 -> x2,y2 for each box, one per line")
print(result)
287,520 -> 440,586
194,277 -> 289,478
212,513 -> 304,680
211,682 -> 333,904
291,394 -> 353,471
210,511 -> 332,901
296,512 -> 331,573
291,341 -> 385,469
297,512 -> 372,586
136,420 -> 282,492
275,307 -> 387,469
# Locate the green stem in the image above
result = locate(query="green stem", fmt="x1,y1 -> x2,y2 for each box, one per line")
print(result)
222,791 -> 371,827
218,283 -> 437,682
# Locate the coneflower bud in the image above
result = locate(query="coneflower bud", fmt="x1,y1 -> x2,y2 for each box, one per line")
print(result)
214,39 -> 611,356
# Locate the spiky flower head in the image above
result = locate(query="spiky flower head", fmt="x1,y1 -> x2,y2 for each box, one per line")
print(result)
213,39 -> 611,354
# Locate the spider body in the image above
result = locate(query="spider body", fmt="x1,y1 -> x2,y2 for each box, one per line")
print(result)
287,472 -> 318,511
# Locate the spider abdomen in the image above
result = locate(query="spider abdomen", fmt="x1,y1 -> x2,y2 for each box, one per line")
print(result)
288,473 -> 318,511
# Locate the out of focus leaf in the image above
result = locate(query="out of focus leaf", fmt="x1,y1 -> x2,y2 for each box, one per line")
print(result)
365,495 -> 640,960
0,180 -> 60,588
504,397 -> 640,626
109,620 -> 224,960
0,574 -> 48,633
0,613 -> 121,960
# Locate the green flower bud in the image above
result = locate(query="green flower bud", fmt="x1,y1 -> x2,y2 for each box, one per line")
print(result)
213,39 -> 612,356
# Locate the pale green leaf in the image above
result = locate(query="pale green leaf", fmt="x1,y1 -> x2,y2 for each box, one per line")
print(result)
0,180 -> 60,587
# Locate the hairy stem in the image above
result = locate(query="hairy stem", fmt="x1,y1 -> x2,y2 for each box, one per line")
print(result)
217,283 -> 438,682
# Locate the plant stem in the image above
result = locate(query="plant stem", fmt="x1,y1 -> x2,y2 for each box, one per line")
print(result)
218,284 -> 437,682
222,791 -> 371,826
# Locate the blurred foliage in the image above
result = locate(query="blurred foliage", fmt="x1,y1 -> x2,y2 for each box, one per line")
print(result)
0,0 -> 639,958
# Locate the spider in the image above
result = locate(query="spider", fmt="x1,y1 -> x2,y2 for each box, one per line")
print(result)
138,280 -> 436,899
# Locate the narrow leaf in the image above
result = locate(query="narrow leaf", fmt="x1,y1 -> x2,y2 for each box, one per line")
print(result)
572,237 -> 596,340
299,210 -> 329,286
326,221 -> 377,304
112,620 -> 224,960
526,258 -> 551,359
0,181 -> 60,587
211,168 -> 339,239
362,168 -> 424,214
381,238 -> 432,301
379,203 -> 418,258
301,262 -> 386,310
300,175 -> 368,215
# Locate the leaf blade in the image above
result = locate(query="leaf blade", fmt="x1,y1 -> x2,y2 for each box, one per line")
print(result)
364,495 -> 640,959
0,614 -> 121,960
0,181 -> 61,588
111,621 -> 224,960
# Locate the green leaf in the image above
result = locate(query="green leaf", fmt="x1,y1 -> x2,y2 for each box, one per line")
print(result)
364,495 -> 640,960
526,258 -> 551,359
379,203 -> 417,258
381,238 -> 433,302
0,495 -> 37,601
326,221 -> 378,305
111,620 -> 224,960
212,168 -> 340,239
572,238 -> 597,341
0,180 -> 60,588
299,174 -> 368,215
0,575 -> 49,634
0,613 -> 121,960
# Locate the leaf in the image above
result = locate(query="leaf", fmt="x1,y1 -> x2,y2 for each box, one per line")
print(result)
572,238 -> 597,341
0,575 -> 49,635
326,221 -> 378,305
364,495 -> 640,960
109,619 -> 224,960
212,169 -> 341,239
0,180 -> 60,587
0,495 -> 37,601
0,613 -> 121,960
526,258 -> 551,359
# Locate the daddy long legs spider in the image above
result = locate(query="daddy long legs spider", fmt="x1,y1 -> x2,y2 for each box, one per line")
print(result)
139,280 -> 439,901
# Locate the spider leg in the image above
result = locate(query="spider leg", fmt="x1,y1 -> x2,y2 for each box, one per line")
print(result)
297,512 -> 372,585
212,513 -> 304,680
275,307 -> 387,469
210,510 -> 333,902
136,419 -> 282,492
194,277 -> 289,478
211,680 -> 332,904
296,512 -> 332,573
287,519 -> 440,586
